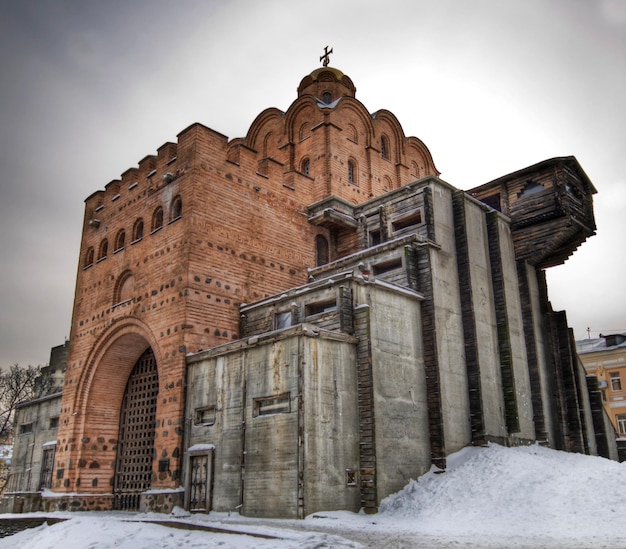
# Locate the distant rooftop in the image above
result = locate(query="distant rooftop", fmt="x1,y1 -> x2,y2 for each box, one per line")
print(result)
576,333 -> 626,354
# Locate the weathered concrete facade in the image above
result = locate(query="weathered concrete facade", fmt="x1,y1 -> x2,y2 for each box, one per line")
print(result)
4,64 -> 619,518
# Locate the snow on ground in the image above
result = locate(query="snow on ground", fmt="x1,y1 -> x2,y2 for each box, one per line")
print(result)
2,443 -> 626,549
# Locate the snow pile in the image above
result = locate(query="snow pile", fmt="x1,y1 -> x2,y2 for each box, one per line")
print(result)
2,443 -> 626,548
379,442 -> 626,539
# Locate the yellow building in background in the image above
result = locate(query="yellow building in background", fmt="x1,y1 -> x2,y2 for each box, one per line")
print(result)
577,334 -> 626,436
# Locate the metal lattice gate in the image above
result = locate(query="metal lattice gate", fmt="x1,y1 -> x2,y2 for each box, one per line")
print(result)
113,348 -> 159,511
188,451 -> 212,512
39,447 -> 55,490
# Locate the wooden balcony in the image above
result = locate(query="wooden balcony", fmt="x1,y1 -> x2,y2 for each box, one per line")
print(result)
469,157 -> 597,268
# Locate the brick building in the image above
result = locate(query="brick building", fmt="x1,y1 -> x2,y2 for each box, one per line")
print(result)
577,334 -> 626,438
3,62 -> 617,518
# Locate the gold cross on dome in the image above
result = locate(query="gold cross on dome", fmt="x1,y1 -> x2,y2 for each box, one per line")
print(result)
320,46 -> 333,67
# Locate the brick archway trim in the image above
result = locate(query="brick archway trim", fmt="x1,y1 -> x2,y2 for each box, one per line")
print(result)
73,318 -> 161,444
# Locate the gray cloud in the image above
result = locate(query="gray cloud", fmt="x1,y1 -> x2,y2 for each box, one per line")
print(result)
0,0 -> 624,366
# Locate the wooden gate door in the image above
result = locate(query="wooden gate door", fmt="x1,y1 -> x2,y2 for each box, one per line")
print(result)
113,348 -> 159,511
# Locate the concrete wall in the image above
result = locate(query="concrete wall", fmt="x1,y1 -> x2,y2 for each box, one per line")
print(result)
494,214 -> 535,442
462,197 -> 507,440
302,335 -> 360,515
364,283 -> 431,500
429,182 -> 471,454
186,327 -> 359,518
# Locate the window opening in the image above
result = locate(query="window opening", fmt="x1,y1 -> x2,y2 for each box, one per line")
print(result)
345,468 -> 357,486
306,298 -> 337,317
98,240 -> 108,261
372,257 -> 403,276
132,218 -> 144,242
274,311 -> 293,330
194,406 -> 216,426
19,422 -> 33,435
519,180 -> 545,197
315,234 -> 329,266
617,414 -> 626,435
170,196 -> 182,222
369,230 -> 381,246
392,211 -> 422,232
301,158 -> 310,177
84,247 -> 94,268
609,371 -> 622,392
114,230 -> 126,252
381,135 -> 389,160
253,393 -> 291,417
348,160 -> 356,185
152,207 -> 164,232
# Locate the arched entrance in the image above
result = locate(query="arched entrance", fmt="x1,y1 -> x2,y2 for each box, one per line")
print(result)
113,347 -> 159,510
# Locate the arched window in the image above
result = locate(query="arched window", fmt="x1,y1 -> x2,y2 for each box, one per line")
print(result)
114,270 -> 135,305
98,239 -> 108,261
301,158 -> 310,177
114,229 -> 125,252
152,207 -> 163,233
84,247 -> 94,268
170,196 -> 182,222
132,218 -> 144,242
381,135 -> 389,160
322,91 -> 332,104
315,235 -> 329,266
348,160 -> 357,185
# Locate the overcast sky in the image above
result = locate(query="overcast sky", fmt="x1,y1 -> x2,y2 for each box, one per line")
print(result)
0,0 -> 624,368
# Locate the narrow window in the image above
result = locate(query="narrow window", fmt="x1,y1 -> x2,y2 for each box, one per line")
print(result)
381,135 -> 389,160
301,158 -> 310,177
114,230 -> 125,252
194,406 -> 216,426
372,257 -> 403,276
97,239 -> 108,261
369,230 -> 381,246
84,247 -> 94,268
392,211 -> 423,232
152,207 -> 164,232
170,195 -> 182,222
348,160 -> 356,185
132,218 -> 144,242
345,469 -> 357,487
616,414 -> 626,435
519,180 -> 545,197
253,393 -> 291,417
315,234 -> 329,266
306,298 -> 337,317
610,371 -> 622,392
275,311 -> 293,330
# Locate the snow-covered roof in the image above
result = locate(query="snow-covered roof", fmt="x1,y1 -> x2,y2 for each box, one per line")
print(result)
576,333 -> 626,354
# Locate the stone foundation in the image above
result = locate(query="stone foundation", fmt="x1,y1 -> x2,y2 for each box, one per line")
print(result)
140,490 -> 185,514
41,494 -> 114,512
